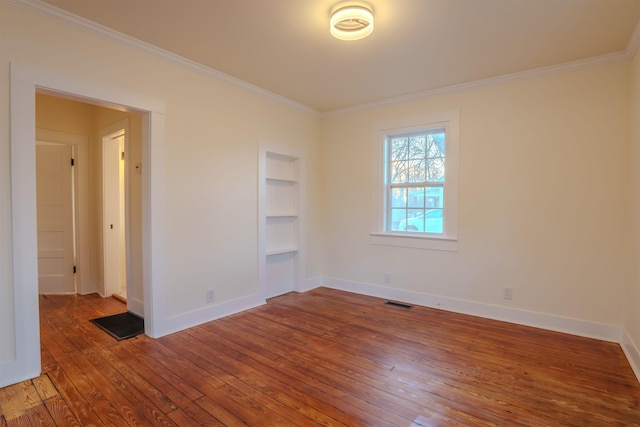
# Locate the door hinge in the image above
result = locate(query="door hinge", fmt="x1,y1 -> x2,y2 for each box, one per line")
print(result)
73,265 -> 77,274
71,158 -> 75,166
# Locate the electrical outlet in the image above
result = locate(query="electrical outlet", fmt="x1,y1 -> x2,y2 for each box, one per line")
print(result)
384,273 -> 391,284
206,289 -> 216,303
503,287 -> 513,300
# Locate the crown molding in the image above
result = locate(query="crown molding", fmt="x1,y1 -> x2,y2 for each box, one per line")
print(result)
5,0 -> 638,118
2,0 -> 319,115
322,50 -> 630,117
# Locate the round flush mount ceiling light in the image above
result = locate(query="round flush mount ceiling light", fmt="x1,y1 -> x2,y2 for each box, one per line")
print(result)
330,3 -> 374,41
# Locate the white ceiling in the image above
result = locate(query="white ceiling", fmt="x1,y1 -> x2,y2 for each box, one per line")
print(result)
37,0 -> 640,112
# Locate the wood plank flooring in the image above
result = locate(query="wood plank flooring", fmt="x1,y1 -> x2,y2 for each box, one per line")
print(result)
1,287 -> 639,426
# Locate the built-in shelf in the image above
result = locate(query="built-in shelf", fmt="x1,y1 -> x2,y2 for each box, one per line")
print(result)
266,248 -> 299,256
266,176 -> 297,183
259,143 -> 305,299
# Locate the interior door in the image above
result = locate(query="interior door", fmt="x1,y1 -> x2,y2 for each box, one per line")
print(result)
36,142 -> 75,293
103,131 -> 126,297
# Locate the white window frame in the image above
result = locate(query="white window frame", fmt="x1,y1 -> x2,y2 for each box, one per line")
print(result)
371,110 -> 459,251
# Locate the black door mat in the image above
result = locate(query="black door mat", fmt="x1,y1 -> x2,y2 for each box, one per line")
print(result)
90,312 -> 144,340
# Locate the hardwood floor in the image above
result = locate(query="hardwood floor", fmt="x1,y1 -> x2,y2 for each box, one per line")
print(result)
1,287 -> 639,426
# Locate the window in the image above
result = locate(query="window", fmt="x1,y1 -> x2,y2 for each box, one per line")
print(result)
371,110 -> 459,251
387,129 -> 445,233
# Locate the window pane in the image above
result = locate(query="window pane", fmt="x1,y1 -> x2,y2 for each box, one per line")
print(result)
391,160 -> 407,183
408,135 -> 426,159
390,209 -> 406,231
394,209 -> 420,231
407,159 -> 426,182
403,209 -> 424,231
425,209 -> 443,233
427,157 -> 445,182
407,187 -> 425,208
390,187 -> 406,208
425,187 -> 444,209
428,133 -> 445,156
391,137 -> 408,161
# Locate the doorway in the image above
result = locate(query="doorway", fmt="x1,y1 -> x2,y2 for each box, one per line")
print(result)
34,95 -> 139,307
35,98 -> 142,327
7,63 -> 166,387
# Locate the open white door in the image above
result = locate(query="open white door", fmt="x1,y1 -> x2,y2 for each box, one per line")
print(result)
103,130 -> 127,298
36,142 -> 75,293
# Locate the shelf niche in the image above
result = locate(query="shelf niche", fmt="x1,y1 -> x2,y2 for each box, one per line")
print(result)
259,143 -> 304,299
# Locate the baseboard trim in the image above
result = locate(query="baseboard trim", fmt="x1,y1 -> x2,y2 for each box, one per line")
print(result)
147,277 -> 319,338
298,276 -> 323,293
320,277 -> 639,384
157,293 -> 265,337
321,277 -> 623,343
115,274 -> 640,384
40,291 -> 76,295
622,330 -> 640,383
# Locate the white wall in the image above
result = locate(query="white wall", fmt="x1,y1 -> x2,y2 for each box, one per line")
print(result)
320,63 -> 632,334
0,1 -> 320,385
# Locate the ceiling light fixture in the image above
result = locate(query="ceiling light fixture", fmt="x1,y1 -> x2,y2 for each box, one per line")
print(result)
330,3 -> 374,41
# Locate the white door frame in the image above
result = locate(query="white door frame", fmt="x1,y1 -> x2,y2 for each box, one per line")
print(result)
4,63 -> 167,388
36,129 -> 92,295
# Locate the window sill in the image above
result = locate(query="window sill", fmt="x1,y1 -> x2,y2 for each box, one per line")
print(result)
370,232 -> 458,252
